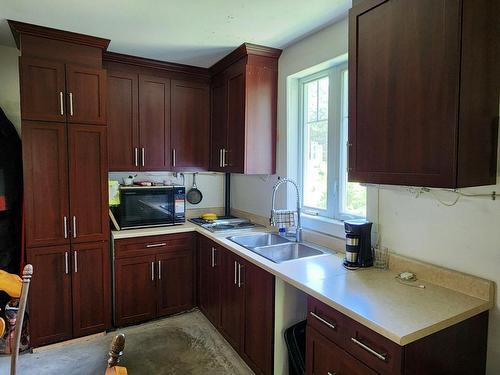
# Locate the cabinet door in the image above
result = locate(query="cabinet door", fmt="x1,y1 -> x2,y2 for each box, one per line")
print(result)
220,249 -> 244,351
198,237 -> 221,327
209,77 -> 227,171
27,245 -> 73,347
20,57 -> 66,122
348,0 -> 461,187
107,70 -> 139,170
157,249 -> 194,316
225,71 -> 246,173
66,65 -> 107,125
22,122 -> 70,248
68,125 -> 108,243
139,75 -> 171,170
72,241 -> 110,337
242,261 -> 275,375
306,327 -> 377,375
115,255 -> 157,326
171,80 -> 210,170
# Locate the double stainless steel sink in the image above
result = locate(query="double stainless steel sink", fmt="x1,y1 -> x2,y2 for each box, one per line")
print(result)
228,233 -> 329,263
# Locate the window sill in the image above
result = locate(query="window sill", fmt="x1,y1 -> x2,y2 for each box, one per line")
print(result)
301,213 -> 346,238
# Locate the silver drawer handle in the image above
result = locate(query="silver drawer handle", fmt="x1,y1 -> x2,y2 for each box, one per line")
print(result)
211,247 -> 215,267
234,261 -> 237,285
310,311 -> 336,330
69,92 -> 74,116
64,252 -> 69,275
134,148 -> 138,166
74,251 -> 78,273
151,262 -> 155,281
238,263 -> 243,288
351,337 -> 387,362
63,216 -> 68,239
172,149 -> 176,167
141,148 -> 145,167
72,216 -> 77,238
59,92 -> 64,115
146,243 -> 166,248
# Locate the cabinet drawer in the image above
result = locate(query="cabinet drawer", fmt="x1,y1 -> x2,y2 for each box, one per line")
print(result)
114,232 -> 194,258
306,326 -> 377,375
344,319 -> 403,375
307,296 -> 344,348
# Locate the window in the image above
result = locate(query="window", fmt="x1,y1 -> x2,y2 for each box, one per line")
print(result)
299,64 -> 366,220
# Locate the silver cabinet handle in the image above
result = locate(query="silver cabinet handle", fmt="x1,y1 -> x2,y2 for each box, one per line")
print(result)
351,337 -> 387,361
238,263 -> 243,288
74,251 -> 78,273
219,149 -> 223,168
151,262 -> 155,281
141,148 -> 145,167
310,311 -> 336,330
146,243 -> 166,248
59,92 -> 64,115
211,247 -> 215,267
72,216 -> 77,238
327,372 -> 337,375
64,252 -> 69,274
63,216 -> 68,239
69,92 -> 74,116
158,260 -> 161,280
222,149 -> 228,167
134,148 -> 138,167
234,261 -> 237,285
172,149 -> 176,167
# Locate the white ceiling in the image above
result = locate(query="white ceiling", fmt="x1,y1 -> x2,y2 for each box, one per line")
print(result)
0,0 -> 351,67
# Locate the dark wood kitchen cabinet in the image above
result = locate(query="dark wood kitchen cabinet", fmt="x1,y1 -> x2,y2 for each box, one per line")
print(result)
20,57 -> 107,125
201,239 -> 275,375
114,233 -> 195,326
13,21 -> 111,347
138,75 -> 171,170
26,245 -> 73,347
348,0 -> 500,187
107,70 -> 139,170
306,296 -> 488,375
171,80 -> 210,170
197,236 -> 221,327
209,43 -> 281,174
27,241 -> 111,347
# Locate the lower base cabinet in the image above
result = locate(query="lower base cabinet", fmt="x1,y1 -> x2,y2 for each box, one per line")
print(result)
306,296 -> 488,375
198,235 -> 275,375
27,241 -> 110,347
114,233 -> 195,326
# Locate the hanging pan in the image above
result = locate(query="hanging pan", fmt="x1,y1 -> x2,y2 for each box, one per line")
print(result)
186,173 -> 203,205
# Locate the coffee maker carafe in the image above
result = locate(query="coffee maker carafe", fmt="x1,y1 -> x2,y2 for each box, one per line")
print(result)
344,219 -> 373,269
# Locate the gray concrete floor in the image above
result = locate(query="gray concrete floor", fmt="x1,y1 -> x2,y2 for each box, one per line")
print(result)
0,310 -> 254,375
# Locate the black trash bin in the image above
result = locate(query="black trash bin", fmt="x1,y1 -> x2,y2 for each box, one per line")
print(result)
284,320 -> 306,375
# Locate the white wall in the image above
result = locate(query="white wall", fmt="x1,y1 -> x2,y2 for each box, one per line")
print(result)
0,45 -> 21,133
231,16 -> 500,374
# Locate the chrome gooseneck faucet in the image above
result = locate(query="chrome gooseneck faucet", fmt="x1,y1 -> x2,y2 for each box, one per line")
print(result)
270,177 -> 302,242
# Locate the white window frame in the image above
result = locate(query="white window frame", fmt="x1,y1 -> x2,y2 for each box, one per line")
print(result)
298,62 -> 364,221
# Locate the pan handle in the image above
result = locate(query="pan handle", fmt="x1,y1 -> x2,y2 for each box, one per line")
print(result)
192,173 -> 198,188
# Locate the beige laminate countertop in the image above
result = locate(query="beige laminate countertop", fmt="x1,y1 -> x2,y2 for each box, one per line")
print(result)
112,223 -> 492,346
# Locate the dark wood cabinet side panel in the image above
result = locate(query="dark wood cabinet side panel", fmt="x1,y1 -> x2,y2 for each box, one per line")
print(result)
349,0 -> 460,187
68,125 -> 109,243
114,255 -> 157,326
72,241 -> 111,337
22,121 -> 70,248
244,64 -> 277,175
107,71 -> 139,170
171,80 -> 210,170
404,311 -> 488,375
20,57 -> 66,122
66,65 -> 107,125
27,245 -> 73,347
139,75 -> 171,170
242,261 -> 275,375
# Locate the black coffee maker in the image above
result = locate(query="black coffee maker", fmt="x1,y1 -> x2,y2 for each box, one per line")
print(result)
344,219 -> 373,269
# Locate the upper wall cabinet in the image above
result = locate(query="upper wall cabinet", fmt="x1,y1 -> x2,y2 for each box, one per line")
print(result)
104,53 -> 211,171
20,57 -> 107,125
209,43 -> 281,175
348,0 -> 500,188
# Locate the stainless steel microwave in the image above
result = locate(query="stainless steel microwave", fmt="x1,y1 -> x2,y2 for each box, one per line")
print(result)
115,186 -> 185,229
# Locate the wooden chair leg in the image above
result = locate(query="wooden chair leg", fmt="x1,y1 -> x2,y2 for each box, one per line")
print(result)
10,264 -> 33,375
107,333 -> 126,368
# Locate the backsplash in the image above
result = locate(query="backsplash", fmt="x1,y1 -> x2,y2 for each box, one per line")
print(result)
108,171 -> 225,210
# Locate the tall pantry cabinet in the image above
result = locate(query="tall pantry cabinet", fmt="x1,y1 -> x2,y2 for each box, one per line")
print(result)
9,21 -> 112,347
